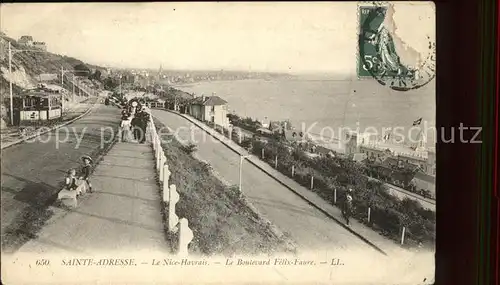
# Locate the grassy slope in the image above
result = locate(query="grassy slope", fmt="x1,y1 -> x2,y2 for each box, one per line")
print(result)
154,118 -> 294,256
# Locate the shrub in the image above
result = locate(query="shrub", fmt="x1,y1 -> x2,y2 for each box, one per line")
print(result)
240,137 -> 252,150
182,142 -> 198,154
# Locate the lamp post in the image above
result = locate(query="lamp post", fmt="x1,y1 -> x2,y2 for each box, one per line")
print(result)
239,154 -> 251,192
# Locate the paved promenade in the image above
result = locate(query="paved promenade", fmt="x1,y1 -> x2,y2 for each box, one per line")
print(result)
156,110 -> 412,256
15,142 -> 168,254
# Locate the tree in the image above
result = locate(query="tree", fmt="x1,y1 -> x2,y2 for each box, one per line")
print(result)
103,77 -> 119,91
90,70 -> 102,81
73,63 -> 91,77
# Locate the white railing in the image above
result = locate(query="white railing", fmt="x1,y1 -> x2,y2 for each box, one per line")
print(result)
148,117 -> 193,256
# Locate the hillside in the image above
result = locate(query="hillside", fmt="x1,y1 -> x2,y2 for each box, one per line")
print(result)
0,33 -> 105,102
0,33 -> 108,126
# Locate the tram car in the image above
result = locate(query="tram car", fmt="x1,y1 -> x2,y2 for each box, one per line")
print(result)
11,89 -> 63,126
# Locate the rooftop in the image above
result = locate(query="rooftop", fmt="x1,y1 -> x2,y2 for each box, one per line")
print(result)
360,141 -> 428,160
191,95 -> 228,106
16,90 -> 62,98
382,157 -> 421,171
19,35 -> 33,41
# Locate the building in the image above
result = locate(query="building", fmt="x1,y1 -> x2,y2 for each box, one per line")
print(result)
366,156 -> 420,188
189,95 -> 229,127
33,41 -> 47,51
360,144 -> 393,163
37,74 -> 58,82
18,35 -> 33,46
345,131 -> 374,155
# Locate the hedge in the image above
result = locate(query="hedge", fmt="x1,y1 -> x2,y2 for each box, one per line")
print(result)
217,128 -> 435,249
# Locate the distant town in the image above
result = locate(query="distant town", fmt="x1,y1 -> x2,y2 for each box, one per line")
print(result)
112,65 -> 296,86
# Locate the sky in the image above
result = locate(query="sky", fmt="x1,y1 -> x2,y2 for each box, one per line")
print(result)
0,2 -> 435,74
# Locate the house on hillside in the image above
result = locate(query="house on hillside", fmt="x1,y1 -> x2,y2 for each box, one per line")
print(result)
37,74 -> 58,82
18,36 -> 33,47
33,41 -> 47,51
188,95 -> 229,127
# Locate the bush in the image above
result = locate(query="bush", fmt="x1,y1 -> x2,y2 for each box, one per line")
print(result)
226,185 -> 242,200
182,142 -> 198,154
240,137 -> 252,150
372,207 -> 402,237
251,137 -> 435,247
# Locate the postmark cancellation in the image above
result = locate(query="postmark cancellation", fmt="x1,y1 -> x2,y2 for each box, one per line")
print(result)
357,2 -> 436,91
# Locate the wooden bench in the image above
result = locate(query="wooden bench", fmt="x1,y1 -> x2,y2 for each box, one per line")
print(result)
57,180 -> 89,207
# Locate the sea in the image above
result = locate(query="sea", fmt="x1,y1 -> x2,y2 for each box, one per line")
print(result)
174,77 -> 436,147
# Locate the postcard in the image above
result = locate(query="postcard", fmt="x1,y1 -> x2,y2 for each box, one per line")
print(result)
1,2 -> 436,284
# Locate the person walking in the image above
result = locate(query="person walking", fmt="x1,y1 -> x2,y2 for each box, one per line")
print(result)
342,188 -> 354,226
136,108 -> 150,144
120,111 -> 129,141
121,114 -> 133,142
79,155 -> 94,193
131,111 -> 141,142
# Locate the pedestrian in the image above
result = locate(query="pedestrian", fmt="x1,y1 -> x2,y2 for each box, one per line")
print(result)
131,113 -> 141,141
342,188 -> 354,226
136,109 -> 149,144
120,114 -> 133,142
121,107 -> 128,118
79,155 -> 94,193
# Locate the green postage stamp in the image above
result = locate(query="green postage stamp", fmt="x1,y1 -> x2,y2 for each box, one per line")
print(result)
357,2 -> 436,91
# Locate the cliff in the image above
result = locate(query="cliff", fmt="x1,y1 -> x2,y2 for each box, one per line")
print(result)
0,32 -> 104,123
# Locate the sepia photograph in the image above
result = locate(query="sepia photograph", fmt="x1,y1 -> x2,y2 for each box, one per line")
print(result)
1,2 -> 436,284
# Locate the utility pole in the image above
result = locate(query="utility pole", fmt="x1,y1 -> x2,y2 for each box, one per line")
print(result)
7,41 -> 47,125
8,42 -> 13,125
72,74 -> 75,102
61,66 -> 64,86
239,154 -> 251,192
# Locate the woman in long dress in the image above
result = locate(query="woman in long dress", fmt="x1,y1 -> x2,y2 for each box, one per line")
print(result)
121,115 -> 133,142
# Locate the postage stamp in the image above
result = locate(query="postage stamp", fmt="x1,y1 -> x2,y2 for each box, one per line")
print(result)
357,2 -> 436,91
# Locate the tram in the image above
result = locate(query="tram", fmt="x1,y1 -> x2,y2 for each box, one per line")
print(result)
12,89 -> 63,126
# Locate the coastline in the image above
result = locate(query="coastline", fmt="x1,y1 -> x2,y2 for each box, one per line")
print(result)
172,78 -> 436,147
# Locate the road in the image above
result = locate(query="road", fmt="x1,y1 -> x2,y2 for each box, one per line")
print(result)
15,143 -> 168,254
366,177 -> 436,211
152,110 -> 378,254
0,103 -> 121,252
